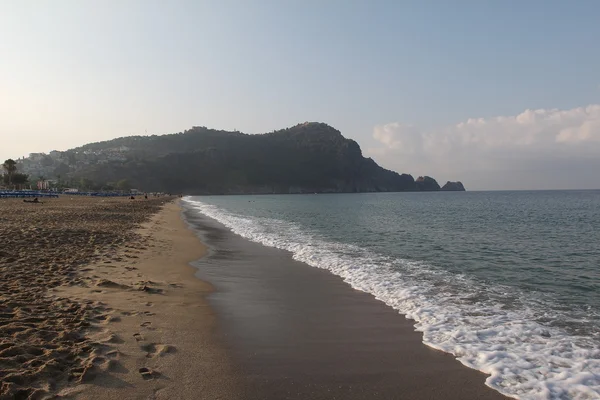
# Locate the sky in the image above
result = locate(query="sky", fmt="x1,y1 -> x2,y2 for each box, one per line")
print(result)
1,1 -> 599,190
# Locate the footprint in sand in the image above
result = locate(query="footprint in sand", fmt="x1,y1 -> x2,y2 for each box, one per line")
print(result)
96,279 -> 131,289
140,321 -> 154,330
138,367 -> 158,380
105,350 -> 121,359
104,333 -> 125,344
133,333 -> 144,342
141,343 -> 176,358
138,285 -> 163,294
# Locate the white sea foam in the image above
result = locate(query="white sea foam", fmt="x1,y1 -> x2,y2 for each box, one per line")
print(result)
184,198 -> 600,400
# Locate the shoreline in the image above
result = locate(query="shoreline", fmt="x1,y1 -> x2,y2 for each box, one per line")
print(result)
50,200 -> 240,399
182,202 -> 511,400
2,196 -> 510,399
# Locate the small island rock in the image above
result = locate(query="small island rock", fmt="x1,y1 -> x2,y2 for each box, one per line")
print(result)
441,181 -> 466,191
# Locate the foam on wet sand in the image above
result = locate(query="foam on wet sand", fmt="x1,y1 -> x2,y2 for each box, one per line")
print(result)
1,195 -> 512,400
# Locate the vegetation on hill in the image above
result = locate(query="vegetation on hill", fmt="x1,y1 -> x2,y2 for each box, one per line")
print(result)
2,159 -> 29,189
16,123 -> 466,194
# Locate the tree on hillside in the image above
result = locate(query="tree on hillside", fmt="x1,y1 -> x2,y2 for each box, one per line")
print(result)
2,159 -> 17,185
53,162 -> 70,177
67,152 -> 77,166
12,173 -> 29,187
3,172 -> 29,188
116,179 -> 132,191
79,177 -> 95,190
41,155 -> 54,167
102,182 -> 116,191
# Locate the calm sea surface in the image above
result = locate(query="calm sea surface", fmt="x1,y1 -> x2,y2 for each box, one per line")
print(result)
185,191 -> 600,400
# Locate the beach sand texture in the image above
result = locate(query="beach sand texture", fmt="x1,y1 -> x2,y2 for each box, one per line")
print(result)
0,197 -> 238,399
1,196 -> 509,400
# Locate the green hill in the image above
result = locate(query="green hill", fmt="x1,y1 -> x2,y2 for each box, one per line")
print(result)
62,122 -> 458,194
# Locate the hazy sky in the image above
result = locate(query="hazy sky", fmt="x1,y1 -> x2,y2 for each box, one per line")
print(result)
1,1 -> 599,190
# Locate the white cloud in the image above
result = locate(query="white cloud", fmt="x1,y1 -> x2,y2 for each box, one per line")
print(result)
367,105 -> 600,190
372,123 -> 422,153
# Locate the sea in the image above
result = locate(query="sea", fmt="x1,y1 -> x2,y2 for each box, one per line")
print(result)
184,191 -> 600,400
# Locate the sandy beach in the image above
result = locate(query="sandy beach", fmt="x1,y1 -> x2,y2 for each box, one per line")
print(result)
1,196 -> 509,400
0,197 -> 239,399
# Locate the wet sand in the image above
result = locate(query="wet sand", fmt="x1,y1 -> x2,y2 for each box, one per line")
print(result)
2,196 -> 510,399
184,206 -> 511,400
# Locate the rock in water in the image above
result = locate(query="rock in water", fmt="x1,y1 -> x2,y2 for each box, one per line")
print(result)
415,176 -> 441,191
441,181 -> 466,191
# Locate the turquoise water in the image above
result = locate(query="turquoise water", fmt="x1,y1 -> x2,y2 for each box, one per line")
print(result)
186,191 -> 600,399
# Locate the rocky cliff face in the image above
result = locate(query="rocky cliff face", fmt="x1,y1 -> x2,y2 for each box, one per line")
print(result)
441,181 -> 466,191
415,176 -> 441,191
